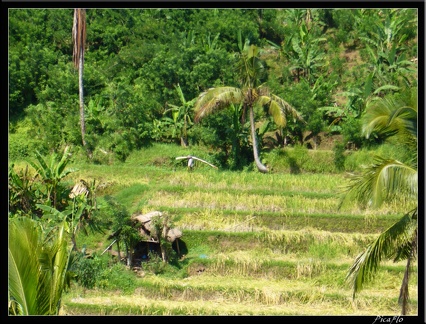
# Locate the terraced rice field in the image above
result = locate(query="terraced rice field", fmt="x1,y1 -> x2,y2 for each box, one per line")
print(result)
61,166 -> 418,316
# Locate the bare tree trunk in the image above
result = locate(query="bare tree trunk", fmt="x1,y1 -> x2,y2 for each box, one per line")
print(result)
160,243 -> 167,263
180,136 -> 188,147
399,229 -> 417,315
249,105 -> 268,173
126,245 -> 132,267
399,256 -> 410,315
73,9 -> 91,158
78,54 -> 86,148
116,241 -> 121,262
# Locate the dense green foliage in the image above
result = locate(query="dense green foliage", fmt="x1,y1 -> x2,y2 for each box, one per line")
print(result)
8,7 -> 419,316
9,8 -> 418,169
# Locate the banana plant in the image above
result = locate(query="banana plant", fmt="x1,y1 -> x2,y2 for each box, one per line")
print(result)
289,22 -> 327,84
27,146 -> 76,209
358,9 -> 417,88
201,32 -> 220,53
163,83 -> 196,147
36,182 -> 99,253
8,164 -> 40,217
319,73 -> 399,133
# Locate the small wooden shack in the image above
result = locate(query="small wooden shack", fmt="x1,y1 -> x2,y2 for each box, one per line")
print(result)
132,211 -> 182,243
102,211 -> 185,265
131,211 -> 183,263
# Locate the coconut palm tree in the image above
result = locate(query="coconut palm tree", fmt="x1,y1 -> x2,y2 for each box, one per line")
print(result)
340,87 -> 417,315
9,217 -> 72,315
194,35 -> 305,173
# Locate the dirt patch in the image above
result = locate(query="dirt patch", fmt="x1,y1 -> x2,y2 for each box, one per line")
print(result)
264,130 -> 344,151
341,47 -> 363,70
303,131 -> 343,150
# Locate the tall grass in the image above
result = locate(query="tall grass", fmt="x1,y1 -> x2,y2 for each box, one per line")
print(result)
12,142 -> 417,316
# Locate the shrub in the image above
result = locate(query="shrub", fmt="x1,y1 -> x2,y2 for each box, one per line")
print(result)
98,262 -> 137,293
142,251 -> 168,275
73,252 -> 137,293
333,142 -> 346,171
72,253 -> 107,289
9,133 -> 46,161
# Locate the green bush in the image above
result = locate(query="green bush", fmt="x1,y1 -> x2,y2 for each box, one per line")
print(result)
97,262 -> 137,293
72,250 -> 138,293
265,145 -> 338,174
9,133 -> 46,161
343,149 -> 375,172
73,253 -> 107,289
142,251 -> 168,275
333,142 -> 346,171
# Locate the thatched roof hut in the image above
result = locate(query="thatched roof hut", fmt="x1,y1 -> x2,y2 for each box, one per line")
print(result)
131,211 -> 182,243
103,211 -> 185,263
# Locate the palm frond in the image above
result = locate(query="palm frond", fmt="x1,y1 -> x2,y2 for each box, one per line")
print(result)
258,94 -> 305,127
194,87 -> 243,122
339,156 -> 417,209
43,220 -> 72,314
388,105 -> 418,139
393,209 -> 418,262
346,209 -> 417,298
8,217 -> 47,315
363,96 -> 417,140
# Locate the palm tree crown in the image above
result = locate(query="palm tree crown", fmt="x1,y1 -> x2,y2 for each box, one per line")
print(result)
194,37 -> 305,173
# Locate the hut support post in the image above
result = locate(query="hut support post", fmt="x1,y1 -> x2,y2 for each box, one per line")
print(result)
176,238 -> 180,255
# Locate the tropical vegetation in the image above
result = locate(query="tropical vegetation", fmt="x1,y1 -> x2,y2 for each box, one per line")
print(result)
8,7 -> 419,316
341,87 -> 418,315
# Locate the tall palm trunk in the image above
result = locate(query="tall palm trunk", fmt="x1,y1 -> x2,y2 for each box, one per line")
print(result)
249,105 -> 268,173
73,9 -> 91,157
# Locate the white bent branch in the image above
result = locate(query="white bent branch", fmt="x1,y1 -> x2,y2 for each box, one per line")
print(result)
175,155 -> 218,169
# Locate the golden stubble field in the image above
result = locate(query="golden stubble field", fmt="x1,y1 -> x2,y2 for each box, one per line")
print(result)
60,159 -> 418,316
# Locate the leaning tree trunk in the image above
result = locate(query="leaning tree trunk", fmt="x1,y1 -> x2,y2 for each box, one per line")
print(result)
249,105 -> 268,173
